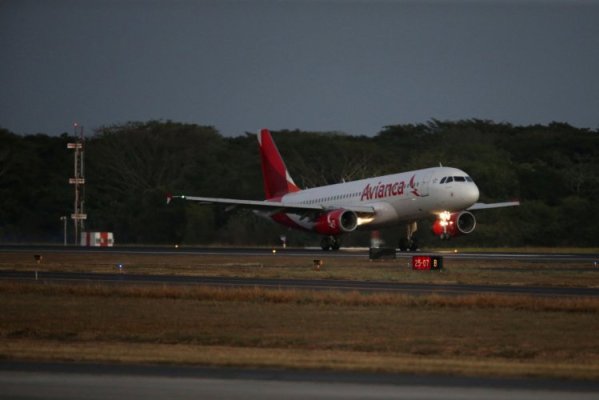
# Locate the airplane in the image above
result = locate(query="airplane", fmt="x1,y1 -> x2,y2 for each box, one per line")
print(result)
168,129 -> 519,250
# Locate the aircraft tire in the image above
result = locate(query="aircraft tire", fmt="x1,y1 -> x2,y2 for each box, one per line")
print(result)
409,238 -> 419,252
398,238 -> 409,252
321,236 -> 341,251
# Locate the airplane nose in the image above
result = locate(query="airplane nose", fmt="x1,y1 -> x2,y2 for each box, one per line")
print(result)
468,183 -> 480,204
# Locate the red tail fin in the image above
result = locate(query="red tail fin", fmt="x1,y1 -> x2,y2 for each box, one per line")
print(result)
258,129 -> 300,199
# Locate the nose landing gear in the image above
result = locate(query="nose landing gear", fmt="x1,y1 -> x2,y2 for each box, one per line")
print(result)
398,221 -> 419,252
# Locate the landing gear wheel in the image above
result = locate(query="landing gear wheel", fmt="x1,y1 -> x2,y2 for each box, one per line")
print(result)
398,238 -> 410,252
321,236 -> 341,251
331,239 -> 341,251
398,237 -> 418,252
399,221 -> 419,251
409,237 -> 419,252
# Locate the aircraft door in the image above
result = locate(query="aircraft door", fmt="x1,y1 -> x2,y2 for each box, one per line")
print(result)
420,171 -> 432,196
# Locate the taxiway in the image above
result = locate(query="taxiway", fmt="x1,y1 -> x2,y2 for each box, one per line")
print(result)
1,362 -> 598,400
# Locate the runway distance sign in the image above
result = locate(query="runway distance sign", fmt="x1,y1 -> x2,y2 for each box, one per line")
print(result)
411,255 -> 443,270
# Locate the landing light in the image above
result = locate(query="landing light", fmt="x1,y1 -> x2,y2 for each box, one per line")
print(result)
438,211 -> 451,227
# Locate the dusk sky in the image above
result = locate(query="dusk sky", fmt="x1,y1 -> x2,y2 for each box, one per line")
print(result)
1,0 -> 598,137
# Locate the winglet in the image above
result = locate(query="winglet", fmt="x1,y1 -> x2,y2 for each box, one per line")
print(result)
258,129 -> 300,199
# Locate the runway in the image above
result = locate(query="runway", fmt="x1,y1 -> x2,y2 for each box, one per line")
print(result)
1,244 -> 598,262
1,269 -> 598,298
1,362 -> 598,400
1,245 -> 598,298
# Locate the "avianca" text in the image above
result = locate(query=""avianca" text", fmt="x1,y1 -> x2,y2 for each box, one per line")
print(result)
360,180 -> 406,201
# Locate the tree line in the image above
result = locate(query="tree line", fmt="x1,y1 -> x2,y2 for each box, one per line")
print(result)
0,120 -> 597,247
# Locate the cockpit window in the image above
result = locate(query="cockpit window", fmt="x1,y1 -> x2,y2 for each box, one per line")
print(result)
439,176 -> 473,184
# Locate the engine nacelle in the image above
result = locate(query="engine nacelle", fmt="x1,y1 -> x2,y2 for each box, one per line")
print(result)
432,211 -> 476,239
314,209 -> 358,236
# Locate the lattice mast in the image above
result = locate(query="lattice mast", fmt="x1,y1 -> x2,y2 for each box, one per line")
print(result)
67,123 -> 86,245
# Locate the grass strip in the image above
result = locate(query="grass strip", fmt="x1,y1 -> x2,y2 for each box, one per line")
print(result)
1,281 -> 598,313
1,281 -> 599,380
3,339 -> 599,380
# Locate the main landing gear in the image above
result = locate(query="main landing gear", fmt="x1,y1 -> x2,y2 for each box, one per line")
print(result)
321,236 -> 341,251
398,221 -> 419,252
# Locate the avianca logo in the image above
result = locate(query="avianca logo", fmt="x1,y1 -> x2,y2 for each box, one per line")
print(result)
409,175 -> 421,197
327,213 -> 336,229
360,175 -> 421,201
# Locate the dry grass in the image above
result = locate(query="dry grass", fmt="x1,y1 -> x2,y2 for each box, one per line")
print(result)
4,340 -> 599,380
1,282 -> 598,313
1,249 -> 598,379
1,281 -> 598,379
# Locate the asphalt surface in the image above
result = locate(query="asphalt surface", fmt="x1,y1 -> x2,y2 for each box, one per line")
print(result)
1,362 -> 598,400
1,244 -> 598,262
1,269 -> 598,298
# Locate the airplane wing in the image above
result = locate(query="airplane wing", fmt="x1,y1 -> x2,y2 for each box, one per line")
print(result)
468,201 -> 520,211
167,194 -> 376,215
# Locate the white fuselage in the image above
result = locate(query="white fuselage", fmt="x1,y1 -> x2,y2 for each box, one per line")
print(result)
275,167 -> 480,231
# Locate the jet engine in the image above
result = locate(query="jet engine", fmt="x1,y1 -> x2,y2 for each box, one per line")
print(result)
314,209 -> 358,236
432,211 -> 476,239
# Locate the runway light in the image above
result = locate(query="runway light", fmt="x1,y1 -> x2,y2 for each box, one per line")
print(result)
454,249 -> 458,253
313,259 -> 323,270
272,249 -> 277,255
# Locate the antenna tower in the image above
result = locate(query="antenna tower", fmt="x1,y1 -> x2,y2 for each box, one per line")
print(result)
67,123 -> 86,245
